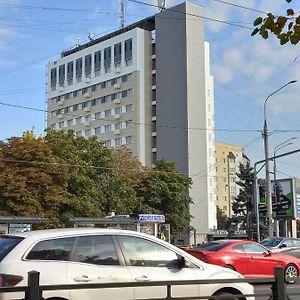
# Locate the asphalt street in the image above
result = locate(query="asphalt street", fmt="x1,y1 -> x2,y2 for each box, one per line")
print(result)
254,283 -> 300,300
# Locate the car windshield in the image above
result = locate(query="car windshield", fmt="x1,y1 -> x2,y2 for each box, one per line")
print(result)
261,238 -> 283,247
0,236 -> 24,261
193,241 -> 231,251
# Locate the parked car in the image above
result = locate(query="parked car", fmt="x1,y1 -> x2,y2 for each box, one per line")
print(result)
261,237 -> 300,258
184,239 -> 300,281
0,228 -> 254,300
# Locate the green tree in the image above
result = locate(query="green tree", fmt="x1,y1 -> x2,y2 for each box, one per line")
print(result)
0,131 -> 69,228
44,129 -> 117,219
252,0 -> 300,45
136,160 -> 193,235
232,161 -> 255,239
216,206 -> 229,230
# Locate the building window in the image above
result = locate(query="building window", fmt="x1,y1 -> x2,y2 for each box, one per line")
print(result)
104,47 -> 111,69
95,127 -> 101,134
85,129 -> 92,137
125,104 -> 133,113
115,137 -> 122,146
58,65 -> 65,87
152,136 -> 156,148
125,38 -> 132,61
105,140 -> 112,147
50,67 -> 57,88
76,58 -> 82,81
114,106 -> 122,115
94,50 -> 101,75
67,119 -> 73,126
114,42 -> 122,65
104,124 -> 111,133
95,112 -> 102,120
125,136 -> 133,145
76,117 -> 82,125
85,54 -> 92,77
67,62 -> 73,85
125,120 -> 133,128
104,109 -> 111,118
115,122 -> 122,130
76,131 -> 82,137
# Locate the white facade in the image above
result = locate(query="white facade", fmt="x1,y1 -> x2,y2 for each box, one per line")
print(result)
47,2 -> 216,237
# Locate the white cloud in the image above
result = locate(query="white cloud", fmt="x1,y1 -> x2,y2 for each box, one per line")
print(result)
212,65 -> 234,84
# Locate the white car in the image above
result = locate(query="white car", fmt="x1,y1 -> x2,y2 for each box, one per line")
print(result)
0,228 -> 254,300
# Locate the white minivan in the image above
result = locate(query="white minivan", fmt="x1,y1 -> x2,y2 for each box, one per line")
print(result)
0,228 -> 254,300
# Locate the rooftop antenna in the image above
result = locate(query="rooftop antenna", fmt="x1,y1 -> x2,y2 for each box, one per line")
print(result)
158,0 -> 166,12
75,37 -> 81,47
119,0 -> 125,29
88,32 -> 93,41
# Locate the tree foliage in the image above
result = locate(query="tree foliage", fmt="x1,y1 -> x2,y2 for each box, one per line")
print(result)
136,160 -> 193,235
252,0 -> 300,45
0,130 -> 192,234
232,161 -> 255,239
0,131 -> 69,228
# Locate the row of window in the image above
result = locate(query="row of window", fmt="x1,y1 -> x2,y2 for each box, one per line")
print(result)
49,89 -> 133,118
51,39 -> 133,88
75,130 -> 133,147
49,73 -> 133,105
52,118 -> 133,132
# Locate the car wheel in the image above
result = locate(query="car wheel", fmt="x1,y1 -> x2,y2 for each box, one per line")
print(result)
224,265 -> 236,271
284,264 -> 298,283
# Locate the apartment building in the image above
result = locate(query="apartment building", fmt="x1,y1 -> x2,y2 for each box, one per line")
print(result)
47,2 -> 216,238
215,142 -> 250,218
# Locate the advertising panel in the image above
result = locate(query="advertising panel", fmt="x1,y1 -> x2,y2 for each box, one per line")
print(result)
258,178 -> 296,220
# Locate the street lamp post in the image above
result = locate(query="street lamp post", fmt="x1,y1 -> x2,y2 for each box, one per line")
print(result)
263,80 -> 297,237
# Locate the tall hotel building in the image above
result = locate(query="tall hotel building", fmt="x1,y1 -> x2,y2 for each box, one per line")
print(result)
47,2 -> 217,238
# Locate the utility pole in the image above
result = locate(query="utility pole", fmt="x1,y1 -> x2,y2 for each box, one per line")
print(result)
262,80 -> 297,237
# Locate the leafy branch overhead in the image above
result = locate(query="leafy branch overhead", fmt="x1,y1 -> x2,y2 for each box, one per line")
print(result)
252,0 -> 300,45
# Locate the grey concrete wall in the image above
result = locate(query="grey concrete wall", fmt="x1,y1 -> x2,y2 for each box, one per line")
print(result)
156,2 -> 211,233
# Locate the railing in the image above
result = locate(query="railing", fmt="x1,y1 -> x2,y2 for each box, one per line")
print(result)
0,266 -> 294,300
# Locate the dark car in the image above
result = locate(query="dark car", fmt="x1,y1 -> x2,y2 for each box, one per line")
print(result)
261,237 -> 300,258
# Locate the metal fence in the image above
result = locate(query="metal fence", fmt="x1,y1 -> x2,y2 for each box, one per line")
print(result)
0,266 -> 294,300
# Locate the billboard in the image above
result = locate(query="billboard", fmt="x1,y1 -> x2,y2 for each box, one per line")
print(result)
258,178 -> 296,220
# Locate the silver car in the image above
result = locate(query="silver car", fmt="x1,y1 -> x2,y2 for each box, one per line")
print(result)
261,237 -> 300,258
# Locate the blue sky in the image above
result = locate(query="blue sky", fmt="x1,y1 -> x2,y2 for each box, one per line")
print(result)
0,0 -> 300,179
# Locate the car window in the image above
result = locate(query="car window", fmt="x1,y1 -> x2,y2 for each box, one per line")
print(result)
243,243 -> 267,254
261,238 -> 283,247
193,242 -> 230,251
232,244 -> 245,253
293,239 -> 300,246
118,236 -> 179,268
282,239 -> 293,247
72,235 -> 119,266
26,237 -> 75,261
0,236 -> 24,261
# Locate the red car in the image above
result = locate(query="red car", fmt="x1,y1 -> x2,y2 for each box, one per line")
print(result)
184,239 -> 300,280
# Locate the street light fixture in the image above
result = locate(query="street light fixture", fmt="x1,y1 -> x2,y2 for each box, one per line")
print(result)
263,80 -> 297,237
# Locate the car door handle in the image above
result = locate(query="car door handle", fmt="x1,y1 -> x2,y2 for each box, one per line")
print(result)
73,275 -> 93,282
135,275 -> 150,282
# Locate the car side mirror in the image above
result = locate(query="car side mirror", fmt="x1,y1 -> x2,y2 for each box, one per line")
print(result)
177,256 -> 186,269
280,244 -> 287,248
263,250 -> 271,257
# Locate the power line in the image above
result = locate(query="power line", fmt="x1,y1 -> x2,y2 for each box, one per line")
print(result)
128,0 -> 253,30
0,2 -> 121,15
209,0 -> 267,14
0,101 -> 261,133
